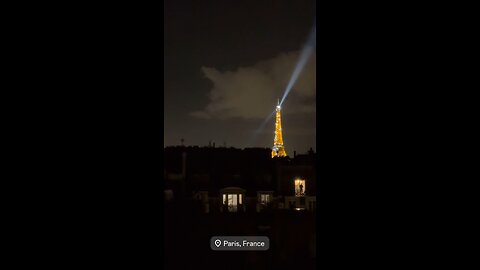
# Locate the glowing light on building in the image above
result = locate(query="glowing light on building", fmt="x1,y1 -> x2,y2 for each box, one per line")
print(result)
272,99 -> 287,158
294,178 -> 306,196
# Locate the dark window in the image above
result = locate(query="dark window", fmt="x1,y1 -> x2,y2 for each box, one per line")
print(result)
289,201 -> 295,209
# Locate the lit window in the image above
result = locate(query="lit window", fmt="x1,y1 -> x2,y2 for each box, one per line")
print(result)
239,194 -> 242,204
224,194 -> 238,212
294,179 -> 306,196
260,194 -> 271,204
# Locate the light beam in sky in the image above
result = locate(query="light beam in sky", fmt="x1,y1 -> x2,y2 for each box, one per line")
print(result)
246,108 -> 276,147
247,20 -> 316,147
279,23 -> 316,106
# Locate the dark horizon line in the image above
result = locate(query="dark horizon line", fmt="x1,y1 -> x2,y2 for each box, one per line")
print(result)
164,144 -> 316,154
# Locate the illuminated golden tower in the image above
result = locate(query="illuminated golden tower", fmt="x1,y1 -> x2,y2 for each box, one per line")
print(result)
272,99 -> 287,158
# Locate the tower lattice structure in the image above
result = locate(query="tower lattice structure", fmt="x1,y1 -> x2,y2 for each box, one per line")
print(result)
272,100 -> 287,158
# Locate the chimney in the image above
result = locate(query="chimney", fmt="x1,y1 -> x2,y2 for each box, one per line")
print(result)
213,142 -> 215,148
294,151 -> 296,158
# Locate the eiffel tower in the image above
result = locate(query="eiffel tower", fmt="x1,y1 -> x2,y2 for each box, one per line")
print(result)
272,99 -> 287,158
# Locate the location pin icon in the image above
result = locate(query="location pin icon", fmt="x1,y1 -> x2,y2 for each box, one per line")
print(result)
214,239 -> 221,248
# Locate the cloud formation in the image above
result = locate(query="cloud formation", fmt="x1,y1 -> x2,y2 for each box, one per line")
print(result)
191,50 -> 316,120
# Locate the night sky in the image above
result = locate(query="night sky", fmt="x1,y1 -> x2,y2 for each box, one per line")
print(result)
164,0 -> 316,154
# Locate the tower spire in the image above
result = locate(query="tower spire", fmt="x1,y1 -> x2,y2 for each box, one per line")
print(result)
272,100 -> 287,158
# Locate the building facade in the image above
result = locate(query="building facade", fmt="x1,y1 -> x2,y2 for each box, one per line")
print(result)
164,146 -> 316,214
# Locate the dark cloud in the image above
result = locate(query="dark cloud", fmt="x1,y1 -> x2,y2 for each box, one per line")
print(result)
191,50 -> 316,120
